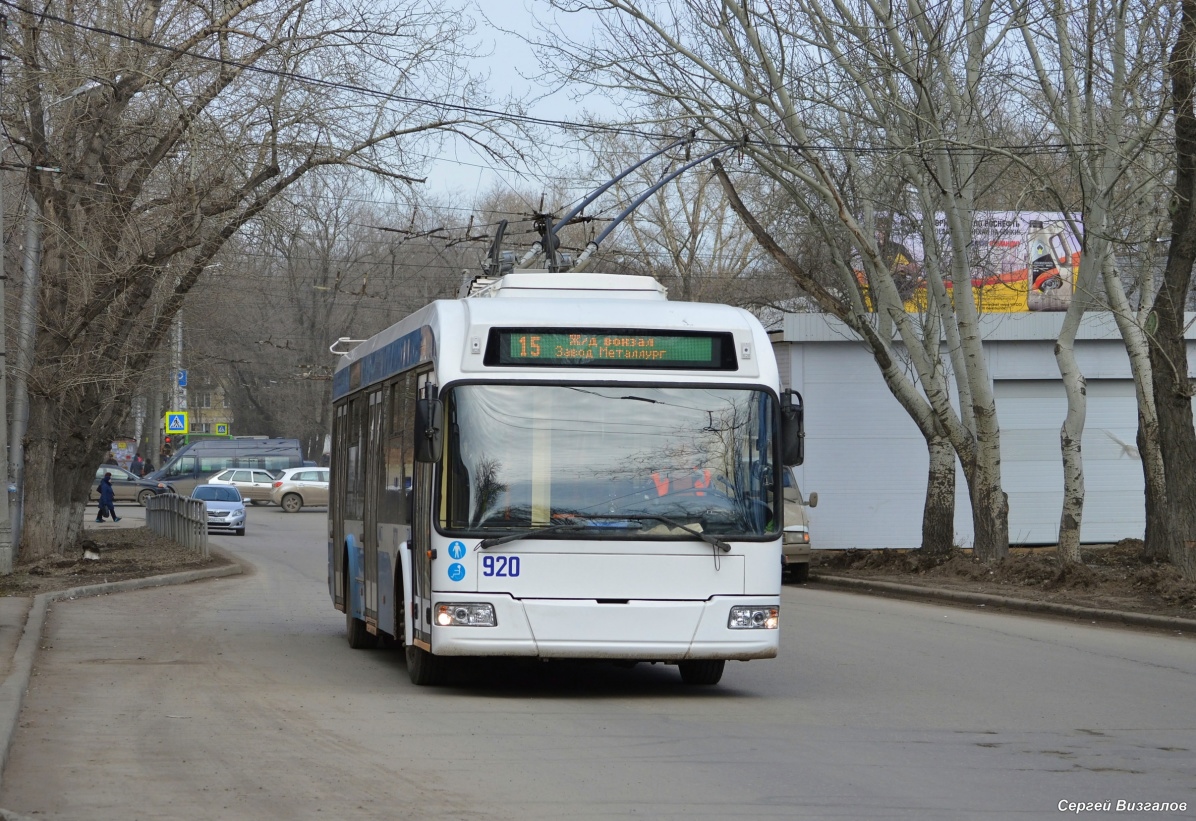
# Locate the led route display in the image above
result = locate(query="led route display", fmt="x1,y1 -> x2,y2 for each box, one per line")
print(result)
486,329 -> 737,370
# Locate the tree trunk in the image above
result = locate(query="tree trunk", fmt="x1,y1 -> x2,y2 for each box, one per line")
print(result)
1056,366 -> 1086,564
965,457 -> 1011,563
1138,413 -> 1170,560
928,299 -> 1008,561
1149,0 -> 1196,579
1101,237 -> 1168,562
1055,289 -> 1095,566
1147,307 -> 1196,577
922,432 -> 956,557
20,397 -> 96,560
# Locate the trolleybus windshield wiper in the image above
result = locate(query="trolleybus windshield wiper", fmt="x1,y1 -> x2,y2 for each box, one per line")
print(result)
476,514 -> 731,553
476,521 -> 590,550
601,513 -> 733,553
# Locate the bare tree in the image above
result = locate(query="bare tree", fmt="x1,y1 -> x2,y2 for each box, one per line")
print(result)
1010,1 -> 1174,564
1,0 -> 508,559
190,173 -> 475,460
539,0 -> 1022,559
711,162 -> 957,556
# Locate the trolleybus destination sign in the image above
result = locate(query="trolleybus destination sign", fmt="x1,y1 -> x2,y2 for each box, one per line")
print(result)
487,329 -> 736,370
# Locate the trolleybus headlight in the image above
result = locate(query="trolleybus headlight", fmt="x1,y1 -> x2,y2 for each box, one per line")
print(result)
728,605 -> 779,629
435,603 -> 497,627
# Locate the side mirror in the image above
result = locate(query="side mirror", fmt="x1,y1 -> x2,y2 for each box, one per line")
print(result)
780,390 -> 805,466
414,398 -> 444,463
806,491 -> 818,508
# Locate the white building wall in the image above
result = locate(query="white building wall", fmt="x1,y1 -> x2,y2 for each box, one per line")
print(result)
774,313 -> 1196,550
787,341 -> 929,550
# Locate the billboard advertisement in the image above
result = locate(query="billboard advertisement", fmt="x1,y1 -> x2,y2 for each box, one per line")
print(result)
877,211 -> 1082,313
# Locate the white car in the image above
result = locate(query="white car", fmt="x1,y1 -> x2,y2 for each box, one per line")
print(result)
208,467 -> 279,505
270,467 -> 330,513
192,484 -> 247,536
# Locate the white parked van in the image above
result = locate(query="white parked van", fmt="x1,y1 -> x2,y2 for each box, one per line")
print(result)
782,467 -> 817,582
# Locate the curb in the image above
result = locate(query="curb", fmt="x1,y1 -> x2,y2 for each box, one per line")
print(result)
0,547 -> 246,795
811,573 -> 1196,633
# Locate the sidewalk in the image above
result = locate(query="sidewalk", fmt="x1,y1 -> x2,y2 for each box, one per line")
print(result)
82,502 -> 146,532
812,572 -> 1196,633
0,515 -> 245,795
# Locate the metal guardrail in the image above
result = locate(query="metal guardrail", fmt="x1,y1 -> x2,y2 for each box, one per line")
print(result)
145,494 -> 209,558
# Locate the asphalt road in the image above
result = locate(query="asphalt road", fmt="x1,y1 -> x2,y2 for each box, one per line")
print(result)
1,508 -> 1193,820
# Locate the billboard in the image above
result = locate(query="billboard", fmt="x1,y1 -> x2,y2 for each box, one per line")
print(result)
876,211 -> 1082,313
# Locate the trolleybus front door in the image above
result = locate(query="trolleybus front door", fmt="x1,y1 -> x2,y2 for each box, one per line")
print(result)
363,389 -> 384,629
409,377 -> 436,650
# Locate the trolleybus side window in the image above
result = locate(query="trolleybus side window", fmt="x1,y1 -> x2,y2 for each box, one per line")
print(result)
378,373 -> 418,525
345,397 -> 365,522
331,403 -> 348,525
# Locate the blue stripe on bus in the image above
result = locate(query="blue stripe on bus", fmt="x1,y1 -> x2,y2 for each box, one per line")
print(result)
332,326 -> 436,400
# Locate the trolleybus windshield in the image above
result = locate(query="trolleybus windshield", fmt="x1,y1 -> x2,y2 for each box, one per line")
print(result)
442,384 -> 778,539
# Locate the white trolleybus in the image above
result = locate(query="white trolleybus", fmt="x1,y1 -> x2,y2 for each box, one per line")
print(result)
329,271 -> 805,686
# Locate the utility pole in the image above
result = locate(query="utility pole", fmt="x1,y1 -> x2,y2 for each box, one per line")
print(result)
172,314 -> 185,410
0,16 -> 14,574
0,180 -> 10,575
10,193 -> 39,553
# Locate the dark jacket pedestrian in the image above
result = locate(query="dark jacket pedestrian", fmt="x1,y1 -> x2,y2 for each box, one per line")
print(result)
103,453 -> 118,466
96,473 -> 120,523
131,454 -> 145,477
142,457 -> 155,476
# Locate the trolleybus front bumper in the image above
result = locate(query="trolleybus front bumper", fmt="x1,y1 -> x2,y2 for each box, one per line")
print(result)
428,595 -> 780,660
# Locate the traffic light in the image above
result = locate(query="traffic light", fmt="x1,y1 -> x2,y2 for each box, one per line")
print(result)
164,436 -> 171,446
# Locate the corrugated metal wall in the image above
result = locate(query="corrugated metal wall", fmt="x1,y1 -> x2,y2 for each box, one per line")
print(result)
773,312 -> 1195,550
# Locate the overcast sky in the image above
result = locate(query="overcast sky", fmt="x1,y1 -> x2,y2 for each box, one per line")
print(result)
424,0 -> 614,204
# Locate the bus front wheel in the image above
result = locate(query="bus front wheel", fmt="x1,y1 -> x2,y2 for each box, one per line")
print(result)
678,659 -> 725,685
406,644 -> 444,686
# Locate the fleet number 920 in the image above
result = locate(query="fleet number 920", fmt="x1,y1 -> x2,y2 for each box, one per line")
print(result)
482,555 -> 521,577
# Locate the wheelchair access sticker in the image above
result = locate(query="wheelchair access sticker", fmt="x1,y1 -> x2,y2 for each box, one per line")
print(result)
448,540 -> 467,559
447,563 -> 466,582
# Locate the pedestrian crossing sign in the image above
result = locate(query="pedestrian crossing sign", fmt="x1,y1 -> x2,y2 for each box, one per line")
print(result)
216,424 -> 228,435
165,412 -> 188,434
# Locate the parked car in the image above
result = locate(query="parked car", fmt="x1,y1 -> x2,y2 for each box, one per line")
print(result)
208,467 -> 280,505
270,467 -> 330,513
191,484 -> 247,536
89,466 -> 176,506
782,466 -> 817,583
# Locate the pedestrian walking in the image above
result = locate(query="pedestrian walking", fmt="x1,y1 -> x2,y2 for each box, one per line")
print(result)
131,453 -> 145,477
96,472 -> 120,523
103,453 -> 118,466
